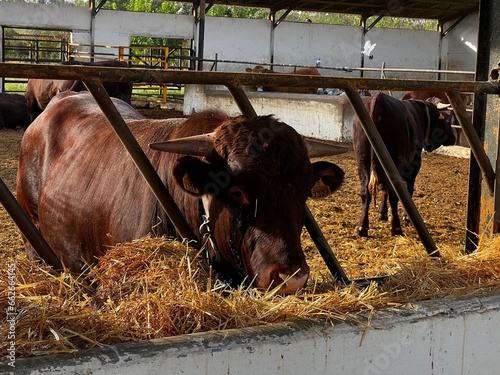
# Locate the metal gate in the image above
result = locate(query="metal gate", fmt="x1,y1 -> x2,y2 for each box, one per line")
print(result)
68,43 -> 194,102
1,29 -> 69,93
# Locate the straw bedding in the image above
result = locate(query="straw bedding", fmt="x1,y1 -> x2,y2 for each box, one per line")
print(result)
1,234 -> 500,359
0,120 -> 499,360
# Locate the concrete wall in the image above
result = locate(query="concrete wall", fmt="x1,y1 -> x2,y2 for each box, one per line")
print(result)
362,28 -> 441,80
204,17 -> 271,72
184,85 -> 357,142
4,292 -> 500,375
442,13 -> 479,80
273,22 -> 363,77
94,10 -> 194,47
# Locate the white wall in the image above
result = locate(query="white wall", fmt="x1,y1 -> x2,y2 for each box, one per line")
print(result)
0,3 -> 90,31
273,22 -> 363,77
203,17 -> 271,72
442,13 -> 479,80
0,3 -> 478,80
94,10 -> 194,47
362,27 -> 441,80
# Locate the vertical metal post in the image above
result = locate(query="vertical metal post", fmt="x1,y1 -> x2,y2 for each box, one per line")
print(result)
466,0 -> 500,252
446,90 -> 495,194
197,0 -> 206,71
344,87 -> 440,257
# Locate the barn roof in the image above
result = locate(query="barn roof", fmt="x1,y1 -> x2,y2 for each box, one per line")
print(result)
193,0 -> 479,24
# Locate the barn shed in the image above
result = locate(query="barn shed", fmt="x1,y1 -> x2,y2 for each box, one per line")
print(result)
1,0 -> 500,374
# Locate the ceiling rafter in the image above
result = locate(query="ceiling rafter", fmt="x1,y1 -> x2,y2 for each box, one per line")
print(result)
195,0 -> 478,22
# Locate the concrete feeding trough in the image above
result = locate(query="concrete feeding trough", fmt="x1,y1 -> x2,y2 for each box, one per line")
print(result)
183,84 -> 359,142
4,292 -> 500,374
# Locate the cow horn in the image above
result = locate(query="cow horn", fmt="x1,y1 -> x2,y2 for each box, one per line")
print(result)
436,102 -> 451,109
149,133 -> 215,156
304,138 -> 348,157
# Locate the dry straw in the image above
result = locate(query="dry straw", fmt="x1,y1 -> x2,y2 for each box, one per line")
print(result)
1,234 -> 499,359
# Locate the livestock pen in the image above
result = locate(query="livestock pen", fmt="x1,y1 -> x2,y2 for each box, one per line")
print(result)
1,1 -> 500,370
0,60 -> 499,373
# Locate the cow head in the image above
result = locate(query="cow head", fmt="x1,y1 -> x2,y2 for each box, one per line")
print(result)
151,115 -> 345,294
424,100 -> 456,152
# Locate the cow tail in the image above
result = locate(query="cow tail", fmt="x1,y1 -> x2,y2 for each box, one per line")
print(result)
368,156 -> 378,208
367,94 -> 385,208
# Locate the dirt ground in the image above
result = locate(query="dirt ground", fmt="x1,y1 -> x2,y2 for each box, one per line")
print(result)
0,106 -> 470,281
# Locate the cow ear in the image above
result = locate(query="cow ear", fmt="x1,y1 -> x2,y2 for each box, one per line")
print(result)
309,161 -> 345,199
173,156 -> 213,196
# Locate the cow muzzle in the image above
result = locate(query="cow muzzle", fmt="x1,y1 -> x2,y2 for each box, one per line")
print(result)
261,264 -> 310,294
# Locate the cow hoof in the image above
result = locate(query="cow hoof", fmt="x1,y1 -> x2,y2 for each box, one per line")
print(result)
358,227 -> 368,237
378,214 -> 388,221
391,228 -> 403,236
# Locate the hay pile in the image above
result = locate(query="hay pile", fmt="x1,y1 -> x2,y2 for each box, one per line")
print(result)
1,235 -> 500,359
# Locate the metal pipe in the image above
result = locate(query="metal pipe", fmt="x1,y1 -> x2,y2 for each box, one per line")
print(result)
0,63 -> 495,94
226,84 -> 258,117
0,177 -> 63,270
83,81 -> 199,247
196,0 -> 206,71
344,87 -> 440,257
446,90 -> 495,195
304,205 -> 350,284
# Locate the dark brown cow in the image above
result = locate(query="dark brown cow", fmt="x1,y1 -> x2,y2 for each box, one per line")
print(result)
245,65 -> 321,94
0,93 -> 31,129
25,60 -> 133,121
16,91 -> 345,294
353,93 -> 455,237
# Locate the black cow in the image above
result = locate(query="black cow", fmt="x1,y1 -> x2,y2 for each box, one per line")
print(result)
0,93 -> 31,129
353,93 -> 455,237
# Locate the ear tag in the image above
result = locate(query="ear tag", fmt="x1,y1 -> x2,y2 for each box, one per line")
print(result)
439,112 -> 445,120
311,179 -> 331,199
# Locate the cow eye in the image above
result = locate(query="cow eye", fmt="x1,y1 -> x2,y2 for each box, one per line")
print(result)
228,186 -> 250,205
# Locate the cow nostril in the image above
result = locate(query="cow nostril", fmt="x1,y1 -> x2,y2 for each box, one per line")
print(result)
273,270 -> 309,294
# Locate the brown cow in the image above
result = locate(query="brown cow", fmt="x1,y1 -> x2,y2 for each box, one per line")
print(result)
245,65 -> 321,94
402,91 -> 473,106
353,93 -> 455,237
25,60 -> 133,121
16,91 -> 345,294
0,93 -> 31,129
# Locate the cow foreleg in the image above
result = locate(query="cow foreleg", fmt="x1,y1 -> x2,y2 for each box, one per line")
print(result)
388,191 -> 403,236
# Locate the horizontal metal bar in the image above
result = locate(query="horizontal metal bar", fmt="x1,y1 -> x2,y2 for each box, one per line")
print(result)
207,58 -> 475,75
0,63 -> 497,94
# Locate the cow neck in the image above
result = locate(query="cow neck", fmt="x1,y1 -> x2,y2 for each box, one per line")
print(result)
424,105 -> 431,145
198,197 -> 246,283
